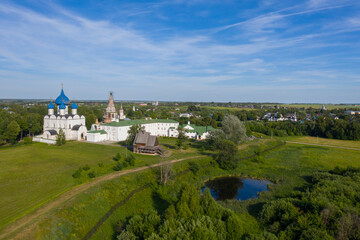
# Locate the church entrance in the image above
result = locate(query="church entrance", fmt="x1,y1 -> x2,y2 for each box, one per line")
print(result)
81,133 -> 84,140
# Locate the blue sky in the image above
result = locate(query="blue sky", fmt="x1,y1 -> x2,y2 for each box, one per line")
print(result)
0,0 -> 359,103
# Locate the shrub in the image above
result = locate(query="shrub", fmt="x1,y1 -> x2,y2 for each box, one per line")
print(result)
125,155 -> 136,166
113,162 -> 123,171
113,153 -> 121,161
188,161 -> 200,174
98,162 -> 104,167
23,137 -> 32,144
82,164 -> 90,171
72,168 -> 82,178
88,171 -> 96,178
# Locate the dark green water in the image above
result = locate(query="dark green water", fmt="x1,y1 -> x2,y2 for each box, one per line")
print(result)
202,177 -> 273,201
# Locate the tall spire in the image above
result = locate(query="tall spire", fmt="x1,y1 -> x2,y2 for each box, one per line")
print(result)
61,83 -> 63,89
105,92 -> 116,113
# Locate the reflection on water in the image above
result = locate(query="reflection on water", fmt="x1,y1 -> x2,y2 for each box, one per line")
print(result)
202,177 -> 272,201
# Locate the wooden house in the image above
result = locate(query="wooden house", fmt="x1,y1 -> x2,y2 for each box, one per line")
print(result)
133,131 -> 163,155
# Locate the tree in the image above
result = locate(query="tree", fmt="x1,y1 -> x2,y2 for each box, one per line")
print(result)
56,128 -> 66,146
5,120 -> 20,144
222,115 -> 247,144
126,124 -> 144,146
26,113 -> 42,136
160,161 -> 172,185
207,129 -> 226,150
177,126 -> 187,149
215,139 -> 238,170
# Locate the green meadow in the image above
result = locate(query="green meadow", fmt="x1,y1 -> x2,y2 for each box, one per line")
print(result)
12,138 -> 360,239
1,136 -> 360,239
0,139 -> 203,230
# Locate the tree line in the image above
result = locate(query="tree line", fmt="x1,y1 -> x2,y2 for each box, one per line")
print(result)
246,117 -> 360,140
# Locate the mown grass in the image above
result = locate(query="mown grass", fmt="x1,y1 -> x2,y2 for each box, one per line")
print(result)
0,139 -> 204,230
279,135 -> 360,149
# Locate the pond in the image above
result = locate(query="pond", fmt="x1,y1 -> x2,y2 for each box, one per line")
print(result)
201,177 -> 273,201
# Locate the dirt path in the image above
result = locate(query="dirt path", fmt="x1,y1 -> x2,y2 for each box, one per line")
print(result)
0,155 -> 203,239
286,141 -> 360,151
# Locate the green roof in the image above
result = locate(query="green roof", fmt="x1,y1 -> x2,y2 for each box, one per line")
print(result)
88,130 -> 107,135
181,124 -> 215,135
101,119 -> 178,127
193,126 -> 215,135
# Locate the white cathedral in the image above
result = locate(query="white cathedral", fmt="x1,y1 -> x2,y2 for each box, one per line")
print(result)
40,86 -> 87,141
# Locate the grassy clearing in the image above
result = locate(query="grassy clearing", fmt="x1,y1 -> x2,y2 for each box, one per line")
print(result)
20,138 -> 360,239
3,137 -> 360,239
0,139 -> 204,230
27,157 -> 211,240
261,103 -> 359,109
279,136 -> 360,149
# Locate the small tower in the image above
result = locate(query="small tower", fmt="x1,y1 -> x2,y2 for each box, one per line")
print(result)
47,101 -> 55,115
133,105 -> 135,111
59,102 -> 66,116
119,104 -> 126,120
71,101 -> 78,115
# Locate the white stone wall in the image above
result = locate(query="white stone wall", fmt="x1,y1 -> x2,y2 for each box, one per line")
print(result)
87,132 -> 107,142
33,136 -> 56,145
91,122 -> 179,142
43,114 -> 86,140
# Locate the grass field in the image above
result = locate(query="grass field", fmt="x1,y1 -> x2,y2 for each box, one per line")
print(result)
14,138 -> 360,239
2,136 -> 360,239
0,139 -> 204,230
261,103 -> 359,110
279,136 -> 360,149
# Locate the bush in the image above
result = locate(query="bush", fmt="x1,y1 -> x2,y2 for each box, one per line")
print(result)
23,137 -> 32,144
113,153 -> 121,161
98,162 -> 104,167
113,162 -> 123,171
72,168 -> 82,178
188,161 -> 200,174
125,155 -> 136,166
82,164 -> 90,171
88,171 -> 96,178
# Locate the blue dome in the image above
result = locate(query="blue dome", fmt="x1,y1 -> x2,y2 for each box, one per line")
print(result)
55,89 -> 70,105
59,102 -> 66,109
47,101 -> 55,109
71,102 -> 78,109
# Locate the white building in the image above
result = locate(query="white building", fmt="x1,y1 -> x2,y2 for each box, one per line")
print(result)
179,113 -> 192,118
34,86 -> 87,143
87,119 -> 179,142
169,122 -> 215,140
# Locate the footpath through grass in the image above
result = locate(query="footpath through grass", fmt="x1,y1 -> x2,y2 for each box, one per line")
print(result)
12,138 -> 360,239
0,139 -> 204,230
